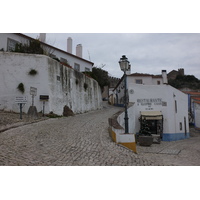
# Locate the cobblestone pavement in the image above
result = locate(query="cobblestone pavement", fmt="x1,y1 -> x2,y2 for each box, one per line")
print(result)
137,128 -> 200,166
0,103 -> 200,166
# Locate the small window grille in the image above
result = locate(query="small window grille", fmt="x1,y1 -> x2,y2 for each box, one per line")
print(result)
180,122 -> 182,130
57,76 -> 60,81
85,67 -> 90,72
136,79 -> 143,84
175,100 -> 177,113
60,57 -> 68,64
74,63 -> 80,71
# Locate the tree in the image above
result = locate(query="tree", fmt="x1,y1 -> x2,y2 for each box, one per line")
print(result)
84,67 -> 110,91
169,74 -> 200,89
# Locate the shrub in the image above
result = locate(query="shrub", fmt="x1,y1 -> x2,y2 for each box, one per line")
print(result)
28,69 -> 38,76
17,83 -> 25,93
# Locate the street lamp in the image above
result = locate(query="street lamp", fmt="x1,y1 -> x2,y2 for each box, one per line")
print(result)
119,55 -> 130,134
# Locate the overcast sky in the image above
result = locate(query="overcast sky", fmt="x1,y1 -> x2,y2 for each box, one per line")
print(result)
25,33 -> 200,79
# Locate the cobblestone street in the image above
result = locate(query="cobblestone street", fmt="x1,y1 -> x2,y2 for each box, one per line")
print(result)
0,102 -> 200,166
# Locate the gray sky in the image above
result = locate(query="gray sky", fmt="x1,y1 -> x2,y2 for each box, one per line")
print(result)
25,33 -> 200,79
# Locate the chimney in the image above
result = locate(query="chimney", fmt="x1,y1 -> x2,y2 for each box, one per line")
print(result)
67,37 -> 72,54
39,33 -> 46,43
76,44 -> 82,58
162,70 -> 168,84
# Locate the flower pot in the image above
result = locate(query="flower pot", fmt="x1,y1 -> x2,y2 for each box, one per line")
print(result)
138,135 -> 153,146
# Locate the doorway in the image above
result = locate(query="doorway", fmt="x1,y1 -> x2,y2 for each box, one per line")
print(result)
140,111 -> 163,138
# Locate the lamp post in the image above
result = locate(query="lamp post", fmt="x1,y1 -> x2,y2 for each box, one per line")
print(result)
119,55 -> 130,134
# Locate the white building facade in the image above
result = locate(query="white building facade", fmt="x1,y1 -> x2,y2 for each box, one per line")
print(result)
0,33 -> 93,72
112,70 -> 168,106
194,101 -> 200,129
0,52 -> 102,115
111,70 -> 189,141
128,84 -> 189,141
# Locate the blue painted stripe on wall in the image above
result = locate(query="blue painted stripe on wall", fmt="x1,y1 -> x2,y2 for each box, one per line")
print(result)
162,132 -> 190,141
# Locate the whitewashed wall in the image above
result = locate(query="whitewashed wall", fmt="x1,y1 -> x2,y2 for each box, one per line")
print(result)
128,84 -> 189,141
194,102 -> 200,128
0,52 -> 102,115
117,104 -> 136,133
127,75 -> 164,85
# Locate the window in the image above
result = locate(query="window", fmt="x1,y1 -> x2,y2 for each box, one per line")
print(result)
180,122 -> 182,130
7,38 -> 18,51
175,100 -> 177,113
85,67 -> 90,72
60,57 -> 68,64
135,79 -> 143,84
50,54 -> 56,59
57,76 -> 60,81
74,63 -> 80,71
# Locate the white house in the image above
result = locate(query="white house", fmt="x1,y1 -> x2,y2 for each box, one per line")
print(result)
110,68 -> 189,141
128,70 -> 168,85
194,101 -> 200,129
128,84 -> 189,141
0,33 -> 94,72
111,70 -> 168,106
183,91 -> 200,128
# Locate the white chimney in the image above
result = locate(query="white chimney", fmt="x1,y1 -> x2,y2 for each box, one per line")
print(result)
39,33 -> 46,43
67,37 -> 72,53
162,70 -> 168,84
76,44 -> 82,58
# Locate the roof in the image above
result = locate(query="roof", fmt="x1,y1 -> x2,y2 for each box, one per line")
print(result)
128,73 -> 162,78
15,33 -> 94,66
183,91 -> 200,96
191,97 -> 200,101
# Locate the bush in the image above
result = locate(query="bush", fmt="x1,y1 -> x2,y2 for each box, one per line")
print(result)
17,83 -> 25,93
28,69 -> 38,76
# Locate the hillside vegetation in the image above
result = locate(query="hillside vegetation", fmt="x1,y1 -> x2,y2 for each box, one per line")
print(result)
168,75 -> 200,90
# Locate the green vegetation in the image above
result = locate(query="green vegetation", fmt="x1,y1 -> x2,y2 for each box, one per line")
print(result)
28,69 -> 38,76
168,75 -> 200,90
84,67 -> 110,91
13,39 -> 44,54
17,83 -> 25,93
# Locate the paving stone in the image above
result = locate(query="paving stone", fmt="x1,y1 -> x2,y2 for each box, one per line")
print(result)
0,102 -> 199,166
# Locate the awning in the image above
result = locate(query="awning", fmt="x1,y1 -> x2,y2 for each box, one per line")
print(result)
140,111 -> 163,120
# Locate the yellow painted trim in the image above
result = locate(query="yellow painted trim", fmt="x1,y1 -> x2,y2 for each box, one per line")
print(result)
111,130 -> 117,142
119,142 -> 137,153
108,127 -> 117,142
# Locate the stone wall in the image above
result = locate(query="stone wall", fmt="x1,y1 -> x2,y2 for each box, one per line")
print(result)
0,52 -> 102,115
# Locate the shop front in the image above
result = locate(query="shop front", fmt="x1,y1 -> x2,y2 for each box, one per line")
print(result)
139,111 -> 163,139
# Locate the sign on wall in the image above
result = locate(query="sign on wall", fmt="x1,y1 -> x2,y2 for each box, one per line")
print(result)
137,98 -> 162,111
15,96 -> 28,104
